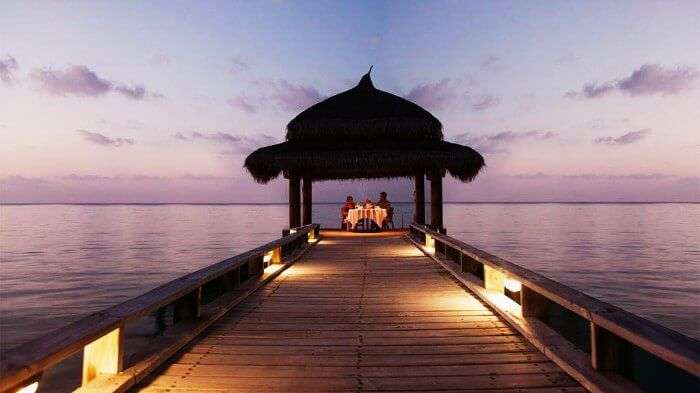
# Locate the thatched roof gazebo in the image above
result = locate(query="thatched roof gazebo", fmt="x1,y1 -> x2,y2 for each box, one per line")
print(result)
245,69 -> 485,231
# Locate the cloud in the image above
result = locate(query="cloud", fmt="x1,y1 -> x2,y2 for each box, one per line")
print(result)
59,173 -> 236,182
564,173 -> 671,180
77,130 -> 135,147
31,64 -> 162,99
471,94 -> 500,111
0,55 -> 19,85
114,84 -> 163,100
453,130 -> 557,153
228,95 -> 257,113
594,128 -> 650,146
174,131 -> 276,154
0,175 -> 50,186
32,65 -> 112,97
501,173 -> 674,181
270,80 -> 325,112
405,79 -> 456,111
565,64 -> 698,99
230,55 -> 251,74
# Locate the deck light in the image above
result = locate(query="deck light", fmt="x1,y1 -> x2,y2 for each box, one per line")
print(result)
16,381 -> 39,393
424,234 -> 435,254
504,278 -> 522,293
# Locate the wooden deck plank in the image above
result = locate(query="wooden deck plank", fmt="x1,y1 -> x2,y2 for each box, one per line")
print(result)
133,232 -> 581,392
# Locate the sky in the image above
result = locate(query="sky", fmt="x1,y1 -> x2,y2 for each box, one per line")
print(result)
1,0 -> 699,203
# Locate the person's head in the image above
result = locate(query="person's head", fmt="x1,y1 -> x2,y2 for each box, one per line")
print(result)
365,198 -> 372,204
346,196 -> 354,203
379,192 -> 387,200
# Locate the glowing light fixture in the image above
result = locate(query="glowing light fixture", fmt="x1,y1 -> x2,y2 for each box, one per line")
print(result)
424,234 -> 435,254
16,382 -> 39,393
504,278 -> 522,293
263,251 -> 273,264
289,229 -> 297,234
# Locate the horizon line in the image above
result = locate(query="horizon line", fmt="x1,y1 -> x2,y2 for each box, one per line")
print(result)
2,201 -> 699,206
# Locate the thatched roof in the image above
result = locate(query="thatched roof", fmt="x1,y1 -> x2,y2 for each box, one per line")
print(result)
245,70 -> 485,183
287,68 -> 443,142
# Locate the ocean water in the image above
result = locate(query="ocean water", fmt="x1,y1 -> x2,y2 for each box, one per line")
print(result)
1,203 -> 698,354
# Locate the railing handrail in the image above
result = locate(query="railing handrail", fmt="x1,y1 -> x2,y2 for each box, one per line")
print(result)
409,223 -> 700,376
0,224 -> 319,390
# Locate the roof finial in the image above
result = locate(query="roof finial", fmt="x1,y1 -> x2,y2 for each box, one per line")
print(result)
358,66 -> 374,89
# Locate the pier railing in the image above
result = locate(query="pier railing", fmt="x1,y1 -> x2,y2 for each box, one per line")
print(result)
0,224 -> 320,393
408,223 -> 699,393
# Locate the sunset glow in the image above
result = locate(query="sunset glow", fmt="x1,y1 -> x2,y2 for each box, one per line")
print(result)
1,1 -> 698,202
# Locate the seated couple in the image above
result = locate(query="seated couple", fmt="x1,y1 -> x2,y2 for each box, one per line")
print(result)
340,192 -> 394,230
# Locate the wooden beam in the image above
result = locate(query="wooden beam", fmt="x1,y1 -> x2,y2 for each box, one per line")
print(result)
82,327 -> 123,385
302,176 -> 312,225
414,174 -> 425,224
289,174 -> 301,228
430,173 -> 443,230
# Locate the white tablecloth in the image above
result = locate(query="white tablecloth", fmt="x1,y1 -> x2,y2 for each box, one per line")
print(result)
347,207 -> 387,228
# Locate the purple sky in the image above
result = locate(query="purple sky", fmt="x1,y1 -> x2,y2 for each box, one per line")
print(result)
1,1 -> 699,203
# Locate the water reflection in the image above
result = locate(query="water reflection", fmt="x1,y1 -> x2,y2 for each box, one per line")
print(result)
0,203 -> 698,354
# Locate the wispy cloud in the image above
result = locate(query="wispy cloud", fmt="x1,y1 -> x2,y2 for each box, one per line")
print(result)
453,130 -> 557,153
59,173 -> 235,181
0,55 -> 19,85
31,65 -> 162,99
228,95 -> 257,113
270,80 -> 325,112
77,130 -> 135,147
0,175 -> 50,186
565,64 -> 698,99
405,79 -> 456,111
502,172 -> 674,181
594,129 -> 650,146
114,84 -> 164,100
471,94 -> 500,111
174,131 -> 276,154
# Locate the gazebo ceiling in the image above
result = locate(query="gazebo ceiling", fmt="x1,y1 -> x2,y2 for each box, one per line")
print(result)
244,69 -> 485,184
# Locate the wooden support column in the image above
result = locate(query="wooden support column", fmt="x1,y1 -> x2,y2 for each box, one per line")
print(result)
414,174 -> 425,224
289,174 -> 301,229
591,323 -> 630,371
430,172 -> 443,230
173,288 -> 201,324
82,327 -> 124,385
302,176 -> 312,225
521,286 -> 549,317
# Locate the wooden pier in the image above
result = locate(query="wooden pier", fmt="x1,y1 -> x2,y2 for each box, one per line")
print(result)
1,226 -> 698,393
135,231 -> 582,392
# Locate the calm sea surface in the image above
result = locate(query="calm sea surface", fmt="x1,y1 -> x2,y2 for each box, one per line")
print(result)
1,203 -> 699,354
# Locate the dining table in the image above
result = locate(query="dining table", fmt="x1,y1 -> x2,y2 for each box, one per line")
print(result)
346,206 -> 387,231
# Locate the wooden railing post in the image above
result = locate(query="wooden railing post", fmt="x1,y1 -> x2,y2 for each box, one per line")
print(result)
521,286 -> 549,317
173,287 -> 201,324
591,323 -> 629,371
483,265 -> 505,293
82,327 -> 124,385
